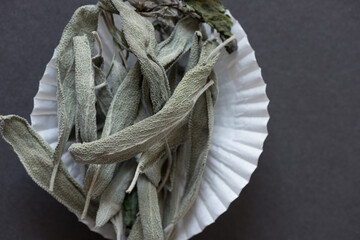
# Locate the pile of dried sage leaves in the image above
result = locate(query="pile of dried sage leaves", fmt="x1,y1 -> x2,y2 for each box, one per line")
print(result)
0,0 -> 237,239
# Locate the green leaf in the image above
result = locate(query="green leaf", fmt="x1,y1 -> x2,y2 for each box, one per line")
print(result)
182,0 -> 237,52
183,0 -> 231,36
124,187 -> 139,230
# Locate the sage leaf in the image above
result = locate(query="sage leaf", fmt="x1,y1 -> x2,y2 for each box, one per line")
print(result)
96,160 -> 137,227
164,145 -> 181,193
102,62 -> 142,138
157,139 -> 173,193
185,31 -> 203,72
0,115 -> 97,219
137,175 -> 164,240
156,16 -> 200,70
143,154 -> 167,190
163,143 -> 188,236
110,210 -> 124,240
50,5 -> 100,191
164,89 -> 214,237
92,55 -> 109,127
74,33 -> 113,220
127,218 -> 144,240
73,35 -> 97,143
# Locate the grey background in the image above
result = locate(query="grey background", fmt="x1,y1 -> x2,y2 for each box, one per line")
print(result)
0,0 -> 359,239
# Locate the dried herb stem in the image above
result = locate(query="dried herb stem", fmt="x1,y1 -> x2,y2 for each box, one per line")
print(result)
206,34 -> 236,62
81,164 -> 101,220
95,81 -> 107,90
92,31 -> 103,57
126,164 -> 141,194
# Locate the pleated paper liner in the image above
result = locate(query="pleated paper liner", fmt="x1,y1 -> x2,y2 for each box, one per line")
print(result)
30,11 -> 269,240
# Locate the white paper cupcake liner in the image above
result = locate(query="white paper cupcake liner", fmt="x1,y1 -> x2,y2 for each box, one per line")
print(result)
30,10 -> 269,240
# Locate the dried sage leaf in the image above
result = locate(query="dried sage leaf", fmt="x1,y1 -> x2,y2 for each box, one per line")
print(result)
68,40 -> 221,165
110,210 -> 124,240
163,143 -> 188,236
102,62 -> 142,138
0,115 -> 97,219
50,5 -> 100,191
185,31 -> 203,72
73,35 -> 97,143
96,160 -> 137,227
137,175 -> 164,240
156,16 -> 200,70
143,154 -> 167,190
164,89 -> 214,238
127,218 -> 144,240
74,33 -> 114,220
